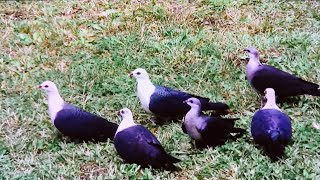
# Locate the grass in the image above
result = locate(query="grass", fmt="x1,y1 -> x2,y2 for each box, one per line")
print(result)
1,0 -> 320,179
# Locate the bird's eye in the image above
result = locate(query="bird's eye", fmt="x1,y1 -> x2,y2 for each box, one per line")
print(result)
137,72 -> 141,75
121,110 -> 124,114
190,100 -> 193,103
44,85 -> 49,88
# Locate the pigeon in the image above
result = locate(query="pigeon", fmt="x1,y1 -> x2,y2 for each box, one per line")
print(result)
129,68 -> 230,125
39,81 -> 118,142
244,47 -> 320,97
182,97 -> 246,148
251,88 -> 292,160
114,108 -> 180,170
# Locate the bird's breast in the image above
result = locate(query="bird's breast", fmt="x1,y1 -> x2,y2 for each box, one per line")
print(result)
246,62 -> 259,83
48,98 -> 64,123
137,84 -> 155,114
184,118 -> 202,141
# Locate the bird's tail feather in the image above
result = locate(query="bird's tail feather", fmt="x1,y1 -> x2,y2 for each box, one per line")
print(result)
230,127 -> 246,139
162,155 -> 181,171
265,143 -> 285,160
265,129 -> 285,160
222,117 -> 240,122
203,102 -> 230,115
165,154 -> 181,163
307,88 -> 320,96
231,127 -> 246,134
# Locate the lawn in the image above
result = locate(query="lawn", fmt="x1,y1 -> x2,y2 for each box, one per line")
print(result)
1,0 -> 319,179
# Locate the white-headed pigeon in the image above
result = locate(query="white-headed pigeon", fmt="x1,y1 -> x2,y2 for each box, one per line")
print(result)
251,88 -> 292,160
129,68 -> 230,125
39,81 -> 118,142
114,108 -> 180,170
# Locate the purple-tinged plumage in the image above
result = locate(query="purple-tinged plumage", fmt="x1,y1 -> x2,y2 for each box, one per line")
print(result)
251,88 -> 292,160
39,81 -> 118,142
130,68 -> 230,125
114,108 -> 180,170
183,98 -> 245,148
244,47 -> 320,97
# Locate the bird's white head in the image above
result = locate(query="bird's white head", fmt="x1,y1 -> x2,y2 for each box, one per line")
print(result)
38,80 -> 64,122
129,68 -> 149,80
184,97 -> 202,109
262,88 -> 281,111
264,88 -> 276,100
116,108 -> 136,134
129,68 -> 155,114
244,47 -> 260,61
119,108 -> 134,120
38,81 -> 59,94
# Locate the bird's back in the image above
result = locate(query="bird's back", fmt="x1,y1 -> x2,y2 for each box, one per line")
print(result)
149,86 -> 193,116
251,65 -> 319,97
149,85 -> 213,117
251,109 -> 292,145
54,103 -> 118,141
201,116 -> 236,140
114,125 -> 179,169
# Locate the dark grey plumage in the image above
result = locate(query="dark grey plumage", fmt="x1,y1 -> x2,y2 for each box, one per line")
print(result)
182,98 -> 245,148
244,47 -> 320,97
54,103 -> 118,141
39,81 -> 118,142
130,68 -> 230,125
114,108 -> 180,170
251,88 -> 292,160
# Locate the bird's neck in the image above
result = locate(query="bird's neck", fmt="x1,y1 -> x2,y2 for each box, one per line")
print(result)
47,92 -> 64,123
137,78 -> 154,88
116,117 -> 136,135
262,99 -> 281,111
246,56 -> 261,81
136,78 -> 155,114
184,106 -> 203,140
185,106 -> 201,122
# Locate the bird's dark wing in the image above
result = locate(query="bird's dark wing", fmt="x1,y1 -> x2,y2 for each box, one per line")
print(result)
252,65 -> 319,97
198,116 -> 235,141
149,86 -> 209,117
54,103 -> 118,141
181,122 -> 187,134
136,126 -> 165,152
251,109 -> 292,145
114,125 -> 179,169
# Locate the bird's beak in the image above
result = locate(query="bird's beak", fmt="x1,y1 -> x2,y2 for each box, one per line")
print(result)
128,73 -> 133,78
183,100 -> 187,103
117,111 -> 121,116
38,85 -> 42,89
243,48 -> 249,52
